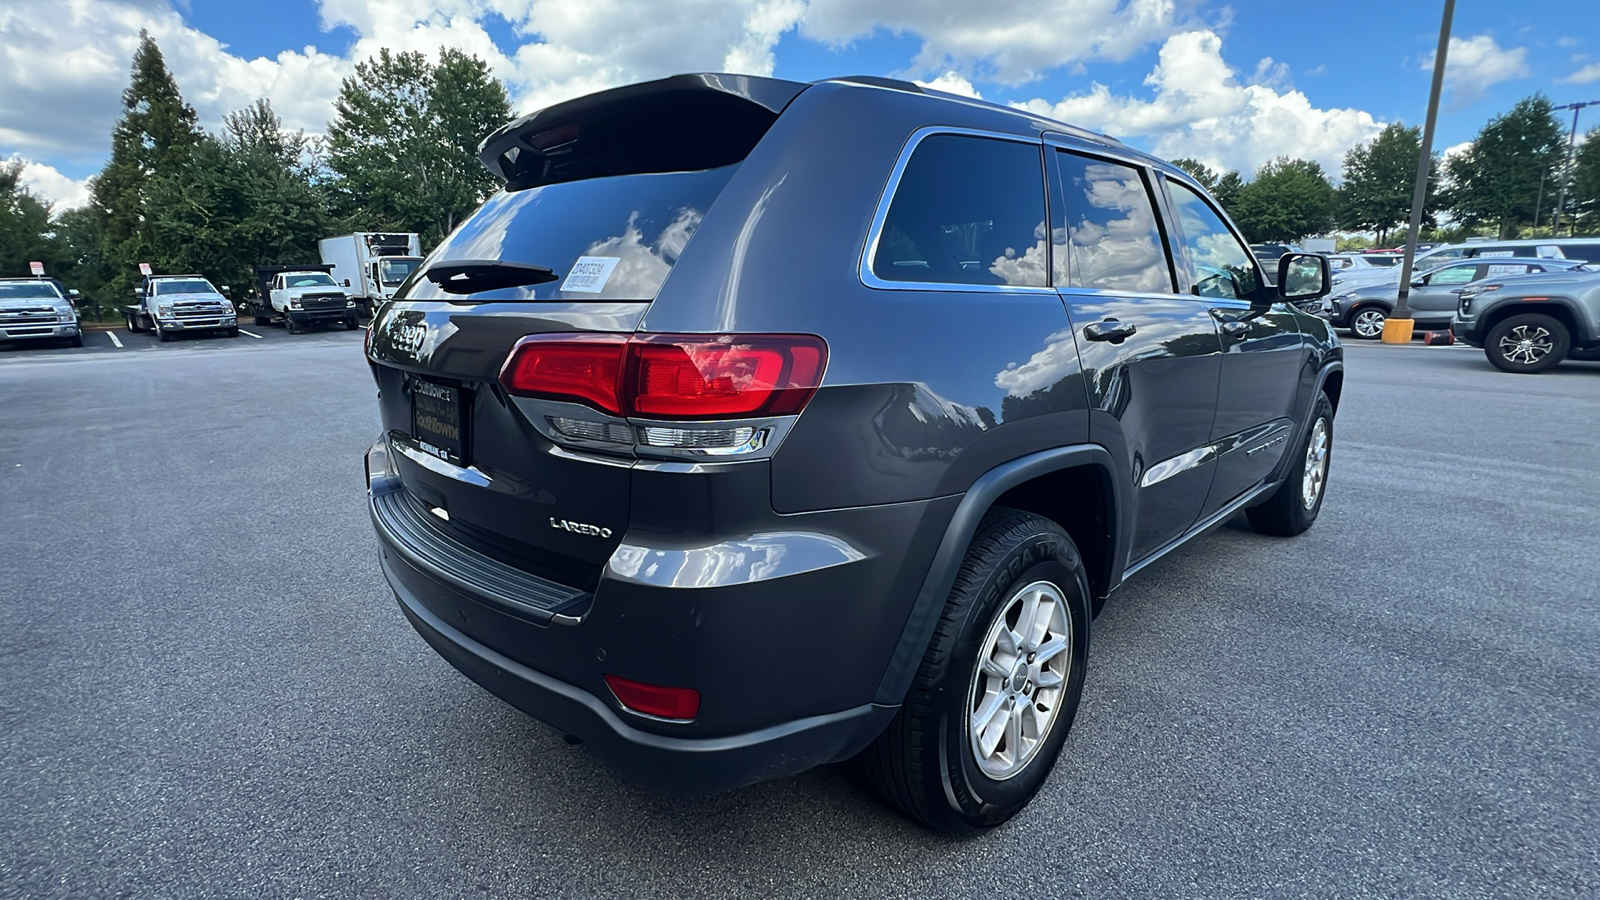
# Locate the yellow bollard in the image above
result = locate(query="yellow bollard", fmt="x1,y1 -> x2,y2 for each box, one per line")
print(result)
1381,318 -> 1415,343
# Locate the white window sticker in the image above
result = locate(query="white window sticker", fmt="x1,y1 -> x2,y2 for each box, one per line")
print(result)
1478,249 -> 1514,257
1486,264 -> 1529,277
561,256 -> 621,293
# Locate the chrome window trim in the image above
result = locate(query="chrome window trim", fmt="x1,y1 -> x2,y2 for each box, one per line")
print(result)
858,125 -> 1058,295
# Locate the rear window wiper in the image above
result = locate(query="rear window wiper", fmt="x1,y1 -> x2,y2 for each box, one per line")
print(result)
424,259 -> 559,295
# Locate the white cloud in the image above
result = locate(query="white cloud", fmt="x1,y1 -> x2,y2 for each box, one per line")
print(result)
1015,30 -> 1383,178
6,155 -> 92,209
802,0 -> 1192,85
914,72 -> 981,99
0,0 -> 806,169
1563,61 -> 1600,85
1425,34 -> 1528,104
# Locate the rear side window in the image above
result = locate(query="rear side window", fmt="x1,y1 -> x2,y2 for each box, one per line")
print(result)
1055,151 -> 1174,294
1429,265 -> 1481,285
1167,180 -> 1259,299
871,134 -> 1048,288
403,165 -> 737,302
1556,243 -> 1600,262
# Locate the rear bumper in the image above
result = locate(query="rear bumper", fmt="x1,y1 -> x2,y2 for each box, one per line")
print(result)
365,436 -> 946,791
386,553 -> 894,792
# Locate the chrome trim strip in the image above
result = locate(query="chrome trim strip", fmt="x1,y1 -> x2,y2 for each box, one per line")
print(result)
605,532 -> 869,589
858,125 -> 1057,295
1139,446 -> 1216,488
389,435 -> 493,487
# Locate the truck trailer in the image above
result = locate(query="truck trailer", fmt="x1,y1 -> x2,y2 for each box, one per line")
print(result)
319,233 -> 422,314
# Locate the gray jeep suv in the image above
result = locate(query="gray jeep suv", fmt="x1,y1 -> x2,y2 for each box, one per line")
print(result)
364,73 -> 1340,833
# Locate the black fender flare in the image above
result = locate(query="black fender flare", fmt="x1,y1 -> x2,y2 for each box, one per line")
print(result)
1268,358 -> 1343,485
872,444 -> 1122,706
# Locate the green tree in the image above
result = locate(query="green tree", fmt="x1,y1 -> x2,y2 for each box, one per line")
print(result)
1443,95 -> 1565,239
1170,158 -> 1220,192
1214,170 -> 1244,211
88,30 -> 201,297
0,159 -> 69,278
1570,128 -> 1600,234
143,100 -> 331,296
1228,157 -> 1335,243
1336,123 -> 1439,244
325,47 -> 510,245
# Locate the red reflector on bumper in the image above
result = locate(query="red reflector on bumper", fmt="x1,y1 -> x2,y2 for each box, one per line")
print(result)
604,674 -> 700,720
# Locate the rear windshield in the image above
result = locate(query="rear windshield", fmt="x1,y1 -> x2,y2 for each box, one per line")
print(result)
0,281 -> 63,300
154,279 -> 217,295
401,165 -> 738,302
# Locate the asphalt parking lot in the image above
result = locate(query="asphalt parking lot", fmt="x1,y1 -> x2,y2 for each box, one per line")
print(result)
2,334 -> 1597,898
0,316 -> 363,357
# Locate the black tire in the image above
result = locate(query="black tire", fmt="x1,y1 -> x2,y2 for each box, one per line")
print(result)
157,323 -> 173,342
125,312 -> 140,333
344,317 -> 358,330
863,507 -> 1091,834
227,327 -> 240,338
1347,305 -> 1386,340
68,333 -> 84,348
253,309 -> 270,326
1484,313 -> 1569,374
284,316 -> 300,335
1247,393 -> 1333,537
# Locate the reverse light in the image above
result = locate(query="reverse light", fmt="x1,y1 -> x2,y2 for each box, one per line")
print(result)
499,333 -> 827,420
604,674 -> 700,720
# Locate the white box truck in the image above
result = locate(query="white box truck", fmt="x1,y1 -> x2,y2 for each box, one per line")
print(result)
319,233 -> 423,315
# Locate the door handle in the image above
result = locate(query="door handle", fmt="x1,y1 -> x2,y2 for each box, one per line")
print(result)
1084,319 -> 1137,343
1220,320 -> 1251,338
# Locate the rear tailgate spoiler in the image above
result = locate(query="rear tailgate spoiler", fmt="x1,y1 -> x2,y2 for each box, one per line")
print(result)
477,73 -> 807,191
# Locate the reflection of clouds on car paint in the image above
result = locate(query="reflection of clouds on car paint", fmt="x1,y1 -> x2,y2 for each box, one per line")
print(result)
571,207 -> 704,300
995,327 -> 1077,396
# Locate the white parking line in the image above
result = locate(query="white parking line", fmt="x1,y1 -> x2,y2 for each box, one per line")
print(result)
238,329 -> 264,339
107,331 -> 123,348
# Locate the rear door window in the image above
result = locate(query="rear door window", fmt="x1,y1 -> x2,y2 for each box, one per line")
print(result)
870,134 -> 1048,288
403,165 -> 739,302
1555,243 -> 1600,262
1055,151 -> 1175,294
1166,180 -> 1258,299
1429,264 -> 1481,285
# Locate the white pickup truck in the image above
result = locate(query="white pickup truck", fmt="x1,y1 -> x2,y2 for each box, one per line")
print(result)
123,274 -> 238,341
249,265 -> 360,333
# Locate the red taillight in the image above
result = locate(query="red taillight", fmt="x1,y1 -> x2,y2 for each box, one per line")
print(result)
499,334 -> 628,414
604,674 -> 700,720
499,333 -> 826,420
628,335 -> 825,418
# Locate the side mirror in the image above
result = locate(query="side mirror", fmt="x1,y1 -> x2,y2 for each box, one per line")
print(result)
1277,253 -> 1330,302
343,279 -> 351,287
1410,279 -> 1426,288
131,288 -> 141,297
69,289 -> 81,298
220,285 -> 232,298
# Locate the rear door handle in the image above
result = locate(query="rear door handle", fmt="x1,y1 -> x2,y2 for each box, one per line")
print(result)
1220,320 -> 1251,338
1084,319 -> 1138,343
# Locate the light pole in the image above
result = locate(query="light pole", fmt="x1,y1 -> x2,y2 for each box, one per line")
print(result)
1551,100 -> 1600,236
1386,0 -> 1454,342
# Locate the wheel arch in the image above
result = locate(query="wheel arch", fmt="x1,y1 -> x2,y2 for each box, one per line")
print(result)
872,444 -> 1123,706
1479,299 -> 1581,343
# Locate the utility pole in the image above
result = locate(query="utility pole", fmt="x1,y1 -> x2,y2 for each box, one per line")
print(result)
1387,0 -> 1454,342
1551,100 -> 1600,236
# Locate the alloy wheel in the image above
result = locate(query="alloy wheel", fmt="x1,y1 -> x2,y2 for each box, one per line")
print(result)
1352,308 -> 1385,339
967,580 -> 1073,780
1497,324 -> 1553,366
1302,417 -> 1330,510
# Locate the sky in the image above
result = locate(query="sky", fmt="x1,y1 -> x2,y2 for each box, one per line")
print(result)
4,0 -> 1600,210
